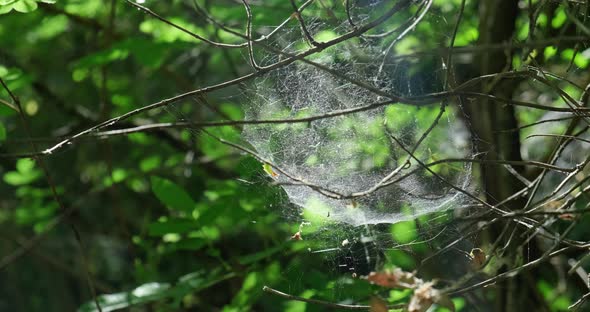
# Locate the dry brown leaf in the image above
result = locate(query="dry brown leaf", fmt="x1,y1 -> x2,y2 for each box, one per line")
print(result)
346,200 -> 358,209
408,282 -> 439,312
558,213 -> 575,221
369,296 -> 388,312
366,268 -> 419,289
291,231 -> 302,240
470,248 -> 486,270
366,269 -> 454,312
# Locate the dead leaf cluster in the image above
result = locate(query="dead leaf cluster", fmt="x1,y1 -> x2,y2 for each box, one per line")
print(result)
366,269 -> 455,312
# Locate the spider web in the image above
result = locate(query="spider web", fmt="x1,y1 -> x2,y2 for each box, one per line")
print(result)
164,0 -> 482,306
236,0 -> 481,305
241,0 -> 475,226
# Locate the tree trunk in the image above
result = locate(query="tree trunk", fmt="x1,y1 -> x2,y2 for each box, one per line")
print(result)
463,1 -> 544,311
473,0 -> 522,207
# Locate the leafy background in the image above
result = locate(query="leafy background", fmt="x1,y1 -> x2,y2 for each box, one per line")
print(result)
0,0 -> 589,311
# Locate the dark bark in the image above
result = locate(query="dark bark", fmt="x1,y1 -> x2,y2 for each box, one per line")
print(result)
462,1 -> 546,311
471,0 -> 524,208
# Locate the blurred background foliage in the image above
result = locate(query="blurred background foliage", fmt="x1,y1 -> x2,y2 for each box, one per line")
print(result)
0,0 -> 589,311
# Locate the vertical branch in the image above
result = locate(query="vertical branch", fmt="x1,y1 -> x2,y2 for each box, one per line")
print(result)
472,0 -> 523,208
444,0 -> 466,87
463,1 -> 548,311
242,0 -> 261,70
290,0 -> 320,46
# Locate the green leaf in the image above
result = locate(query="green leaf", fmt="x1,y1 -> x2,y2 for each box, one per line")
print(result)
78,270 -> 235,312
3,170 -> 42,185
31,15 -> 68,40
0,123 -> 6,142
5,158 -> 43,185
174,237 -> 207,250
117,38 -> 171,69
150,176 -> 196,212
562,49 -> 590,69
139,156 -> 161,172
0,102 -> 18,116
391,220 -> 417,244
551,8 -> 567,29
77,282 -> 171,312
262,163 -> 276,177
238,244 -> 286,265
12,0 -> 37,13
139,17 -> 207,43
16,158 -> 36,172
111,168 -> 127,183
73,48 -> 129,70
148,218 -> 198,236
0,4 -> 14,15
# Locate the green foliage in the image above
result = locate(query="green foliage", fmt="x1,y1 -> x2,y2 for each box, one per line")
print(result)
150,176 -> 197,213
391,220 -> 417,244
3,158 -> 42,185
537,280 -> 571,311
78,270 -> 235,312
0,0 -> 54,14
0,122 -> 6,141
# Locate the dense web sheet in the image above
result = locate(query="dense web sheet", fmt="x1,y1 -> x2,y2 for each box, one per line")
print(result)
242,1 -> 475,226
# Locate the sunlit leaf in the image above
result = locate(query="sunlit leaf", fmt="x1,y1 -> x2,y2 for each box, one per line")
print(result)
3,171 -> 42,185
77,282 -> 171,312
263,162 -> 278,178
16,158 -> 36,172
391,220 -> 417,244
78,270 -> 235,312
12,0 -> 37,13
4,158 -> 42,185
